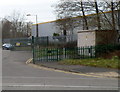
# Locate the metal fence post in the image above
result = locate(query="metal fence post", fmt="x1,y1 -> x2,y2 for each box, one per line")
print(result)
32,36 -> 35,64
57,48 -> 59,61
46,36 -> 49,62
90,46 -> 93,58
63,48 -> 65,59
46,36 -> 49,47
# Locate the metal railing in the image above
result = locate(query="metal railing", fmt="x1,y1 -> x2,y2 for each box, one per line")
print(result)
33,43 -> 120,62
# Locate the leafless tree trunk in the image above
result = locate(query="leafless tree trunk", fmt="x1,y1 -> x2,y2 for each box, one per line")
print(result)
94,0 -> 101,30
81,1 -> 88,30
111,1 -> 116,31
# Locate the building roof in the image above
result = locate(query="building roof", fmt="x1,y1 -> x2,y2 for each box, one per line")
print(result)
33,10 -> 118,26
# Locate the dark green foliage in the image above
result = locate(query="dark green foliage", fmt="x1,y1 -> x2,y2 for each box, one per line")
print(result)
53,33 -> 60,36
95,44 -> 120,57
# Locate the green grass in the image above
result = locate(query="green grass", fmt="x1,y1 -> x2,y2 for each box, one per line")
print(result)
59,57 -> 120,69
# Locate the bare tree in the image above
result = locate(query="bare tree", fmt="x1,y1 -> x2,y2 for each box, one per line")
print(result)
54,0 -> 106,33
2,19 -> 12,39
94,0 -> 101,30
55,0 -> 83,35
2,11 -> 31,38
81,0 -> 88,30
8,11 -> 26,38
102,0 -> 119,43
54,0 -> 119,31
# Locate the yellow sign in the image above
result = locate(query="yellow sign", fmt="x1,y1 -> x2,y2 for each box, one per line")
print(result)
16,42 -> 20,46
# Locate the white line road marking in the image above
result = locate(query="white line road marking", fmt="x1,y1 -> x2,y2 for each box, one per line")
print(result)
3,76 -> 116,80
5,84 -> 119,89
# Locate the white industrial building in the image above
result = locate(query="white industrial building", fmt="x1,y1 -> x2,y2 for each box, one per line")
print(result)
32,21 -> 57,37
32,10 -> 119,37
31,10 -> 119,46
32,20 -> 81,37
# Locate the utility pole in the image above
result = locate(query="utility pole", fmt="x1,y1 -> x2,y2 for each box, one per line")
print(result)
35,15 -> 39,37
27,14 -> 39,37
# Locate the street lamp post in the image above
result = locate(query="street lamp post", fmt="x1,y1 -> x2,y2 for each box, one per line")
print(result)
27,14 -> 39,37
27,14 -> 39,64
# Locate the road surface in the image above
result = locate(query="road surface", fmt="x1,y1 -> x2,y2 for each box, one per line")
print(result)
2,50 -> 119,90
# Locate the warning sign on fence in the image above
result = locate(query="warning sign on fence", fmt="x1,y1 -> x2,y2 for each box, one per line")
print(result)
16,42 -> 20,46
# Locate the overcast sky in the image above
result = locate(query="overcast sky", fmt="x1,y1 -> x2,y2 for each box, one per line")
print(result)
0,0 -> 59,23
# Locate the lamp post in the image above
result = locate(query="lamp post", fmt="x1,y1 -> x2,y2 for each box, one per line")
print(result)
27,14 -> 39,37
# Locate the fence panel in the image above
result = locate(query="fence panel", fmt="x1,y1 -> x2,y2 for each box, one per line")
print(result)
33,46 -> 96,62
33,36 -> 120,63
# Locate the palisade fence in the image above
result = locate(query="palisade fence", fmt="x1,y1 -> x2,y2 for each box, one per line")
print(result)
32,36 -> 120,63
32,35 -> 78,62
33,46 -> 96,62
9,36 -> 120,62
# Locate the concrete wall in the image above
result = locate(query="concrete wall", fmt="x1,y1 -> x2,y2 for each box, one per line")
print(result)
77,30 -> 118,48
77,30 -> 95,47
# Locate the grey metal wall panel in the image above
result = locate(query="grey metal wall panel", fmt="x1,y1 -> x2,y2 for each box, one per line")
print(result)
32,21 -> 79,37
32,25 -> 36,37
38,22 -> 57,37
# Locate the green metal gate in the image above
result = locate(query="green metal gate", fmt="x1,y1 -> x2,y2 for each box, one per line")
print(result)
32,36 -> 64,63
33,47 -> 63,62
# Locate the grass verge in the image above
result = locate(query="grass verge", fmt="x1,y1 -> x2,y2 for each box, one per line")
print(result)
59,57 -> 120,69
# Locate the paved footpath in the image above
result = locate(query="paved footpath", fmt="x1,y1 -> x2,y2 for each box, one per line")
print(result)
34,61 -> 119,78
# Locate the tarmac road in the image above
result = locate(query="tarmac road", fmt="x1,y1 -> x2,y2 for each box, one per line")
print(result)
2,50 -> 119,90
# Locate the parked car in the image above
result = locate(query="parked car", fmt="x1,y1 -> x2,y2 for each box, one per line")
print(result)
2,43 -> 14,50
